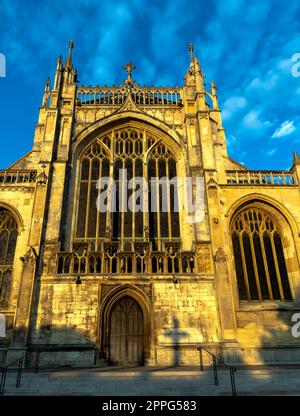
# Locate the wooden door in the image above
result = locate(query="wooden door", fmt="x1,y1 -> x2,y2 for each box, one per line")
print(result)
109,296 -> 144,365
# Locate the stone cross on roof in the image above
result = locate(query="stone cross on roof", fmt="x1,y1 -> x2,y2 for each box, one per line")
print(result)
123,62 -> 136,86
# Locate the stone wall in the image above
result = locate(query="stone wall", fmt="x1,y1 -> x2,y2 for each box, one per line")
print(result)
32,280 -> 100,345
28,278 -> 221,366
153,281 -> 220,365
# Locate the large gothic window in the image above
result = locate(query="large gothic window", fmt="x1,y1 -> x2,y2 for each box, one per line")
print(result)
0,208 -> 18,307
75,127 -> 180,251
231,208 -> 292,301
76,140 -> 110,250
112,129 -> 144,240
148,142 -> 180,249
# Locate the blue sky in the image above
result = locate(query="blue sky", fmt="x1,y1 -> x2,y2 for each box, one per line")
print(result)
0,0 -> 299,170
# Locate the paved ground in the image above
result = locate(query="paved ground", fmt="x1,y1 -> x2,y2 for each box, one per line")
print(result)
2,365 -> 300,396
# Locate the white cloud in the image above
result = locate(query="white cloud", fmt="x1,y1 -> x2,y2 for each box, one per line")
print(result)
242,110 -> 271,129
266,148 -> 277,156
249,72 -> 279,91
222,96 -> 247,120
272,120 -> 296,138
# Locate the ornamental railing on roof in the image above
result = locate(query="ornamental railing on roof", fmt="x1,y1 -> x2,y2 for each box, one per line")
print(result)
0,170 -> 37,184
225,170 -> 297,186
76,85 -> 183,107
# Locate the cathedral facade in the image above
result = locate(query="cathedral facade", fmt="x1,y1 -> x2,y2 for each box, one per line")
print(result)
0,42 -> 300,368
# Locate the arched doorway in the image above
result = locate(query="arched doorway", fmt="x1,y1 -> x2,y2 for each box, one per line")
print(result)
109,296 -> 144,365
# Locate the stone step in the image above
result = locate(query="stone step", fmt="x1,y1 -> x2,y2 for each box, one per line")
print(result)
7,368 -> 300,376
2,366 -> 300,396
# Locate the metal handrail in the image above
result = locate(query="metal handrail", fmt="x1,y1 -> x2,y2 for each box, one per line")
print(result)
197,346 -> 219,385
197,346 -> 237,395
0,355 -> 26,396
229,366 -> 237,396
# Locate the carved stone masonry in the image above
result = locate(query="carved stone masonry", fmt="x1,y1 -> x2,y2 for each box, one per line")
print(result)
20,246 -> 38,265
195,243 -> 213,273
37,164 -> 48,185
207,177 -> 218,190
199,112 -> 209,119
101,283 -> 153,303
214,247 -> 228,263
42,241 -> 59,274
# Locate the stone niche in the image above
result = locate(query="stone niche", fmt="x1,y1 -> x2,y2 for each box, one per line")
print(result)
195,243 -> 213,274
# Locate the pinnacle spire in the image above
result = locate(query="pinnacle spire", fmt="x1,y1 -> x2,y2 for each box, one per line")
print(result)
189,43 -> 194,63
45,76 -> 50,91
42,77 -> 50,107
293,151 -> 300,165
211,80 -> 217,95
57,54 -> 62,70
65,40 -> 74,69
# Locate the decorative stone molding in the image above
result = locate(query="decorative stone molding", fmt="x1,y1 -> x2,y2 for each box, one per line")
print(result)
207,177 -> 218,190
116,93 -> 142,114
43,241 -> 59,274
199,112 -> 209,119
37,164 -> 48,185
47,111 -> 56,118
0,187 -> 35,193
195,243 -> 213,273
214,247 -> 228,264
100,283 -> 153,303
20,246 -> 38,265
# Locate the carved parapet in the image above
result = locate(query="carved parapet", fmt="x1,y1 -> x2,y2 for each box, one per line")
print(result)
76,84 -> 183,108
55,246 -> 196,275
0,170 -> 37,185
225,169 -> 297,186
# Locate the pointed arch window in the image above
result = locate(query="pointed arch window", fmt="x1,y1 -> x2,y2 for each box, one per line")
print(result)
75,127 -> 180,251
0,208 -> 18,307
231,208 -> 292,301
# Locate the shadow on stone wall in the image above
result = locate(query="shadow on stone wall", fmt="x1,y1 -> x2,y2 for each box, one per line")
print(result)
1,308 -> 300,395
163,315 -> 189,367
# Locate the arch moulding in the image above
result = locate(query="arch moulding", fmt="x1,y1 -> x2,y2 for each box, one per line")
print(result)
0,201 -> 24,232
73,110 -> 185,162
225,193 -> 300,237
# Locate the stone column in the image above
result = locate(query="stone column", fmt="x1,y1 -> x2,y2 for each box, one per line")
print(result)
9,169 -> 49,361
206,174 -> 238,345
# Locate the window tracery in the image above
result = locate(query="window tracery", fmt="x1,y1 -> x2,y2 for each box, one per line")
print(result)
231,207 -> 292,301
75,128 -> 180,252
0,209 -> 18,307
